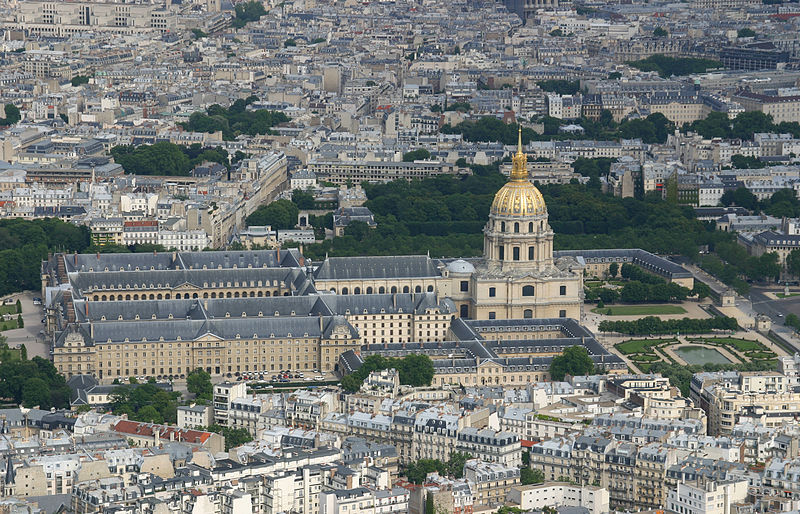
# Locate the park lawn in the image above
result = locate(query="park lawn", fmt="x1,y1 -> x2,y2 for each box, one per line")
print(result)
0,305 -> 18,316
0,319 -> 19,331
777,292 -> 800,298
616,338 -> 675,355
592,305 -> 687,316
701,337 -> 763,352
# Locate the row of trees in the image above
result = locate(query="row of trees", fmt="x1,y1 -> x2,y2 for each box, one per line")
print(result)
684,111 -> 800,141
110,142 -> 231,176
179,97 -> 289,141
0,218 -> 91,296
598,315 -> 739,335
699,240 -> 780,295
588,281 -> 692,304
626,54 -> 722,78
340,354 -> 435,392
441,112 -> 675,145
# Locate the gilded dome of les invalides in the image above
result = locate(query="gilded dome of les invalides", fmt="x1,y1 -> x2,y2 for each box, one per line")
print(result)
490,127 -> 547,217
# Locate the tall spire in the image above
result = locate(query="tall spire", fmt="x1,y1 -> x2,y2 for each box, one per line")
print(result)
510,125 -> 528,181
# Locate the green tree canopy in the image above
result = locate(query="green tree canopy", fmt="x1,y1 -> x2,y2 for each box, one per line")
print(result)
187,368 -> 213,401
626,54 -> 722,78
403,149 -> 432,162
549,346 -> 595,381
246,199 -> 299,229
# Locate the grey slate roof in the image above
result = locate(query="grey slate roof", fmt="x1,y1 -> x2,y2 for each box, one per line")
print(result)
313,255 -> 441,280
553,248 -> 693,279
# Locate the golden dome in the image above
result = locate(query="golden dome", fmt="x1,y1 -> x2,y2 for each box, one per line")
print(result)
490,126 -> 547,217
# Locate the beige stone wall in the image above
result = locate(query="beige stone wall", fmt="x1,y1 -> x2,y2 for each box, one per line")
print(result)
55,330 -> 360,379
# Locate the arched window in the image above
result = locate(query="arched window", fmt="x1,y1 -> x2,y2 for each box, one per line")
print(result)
522,285 -> 535,296
379,286 -> 385,294
427,285 -> 434,292
391,286 -> 397,293
403,286 -> 410,293
366,287 -> 373,294
524,309 -> 533,318
501,221 -> 506,232
514,222 -> 519,233
342,287 -> 349,295
415,286 -> 422,293
355,287 -> 361,294
529,222 -> 534,232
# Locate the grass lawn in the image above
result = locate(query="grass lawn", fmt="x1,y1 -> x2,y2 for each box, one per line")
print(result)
616,338 -> 675,355
0,305 -> 19,316
701,337 -> 763,352
592,305 -> 687,316
777,292 -> 800,298
0,320 -> 19,331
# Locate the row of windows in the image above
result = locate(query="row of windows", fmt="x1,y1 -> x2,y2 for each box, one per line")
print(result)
486,285 -> 566,297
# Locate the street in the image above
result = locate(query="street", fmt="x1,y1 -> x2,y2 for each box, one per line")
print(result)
0,291 -> 48,359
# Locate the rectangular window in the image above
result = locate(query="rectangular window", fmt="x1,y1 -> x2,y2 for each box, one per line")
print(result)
488,312 -> 496,319
460,281 -> 469,292
559,310 -> 567,318
560,285 -> 567,295
529,246 -> 534,260
499,246 -> 504,260
513,247 -> 520,261
489,287 -> 496,297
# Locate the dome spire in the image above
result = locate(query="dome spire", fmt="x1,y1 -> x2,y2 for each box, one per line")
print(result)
510,125 -> 527,181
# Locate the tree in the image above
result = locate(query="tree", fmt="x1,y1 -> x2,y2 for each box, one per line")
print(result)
692,282 -> 712,299
284,39 -> 296,47
653,27 -> 668,37
15,299 -> 21,313
397,354 -> 435,386
187,368 -> 213,401
425,492 -> 434,514
405,459 -> 447,484
21,377 -> 49,408
608,262 -> 619,278
521,468 -> 545,485
232,0 -> 266,28
207,424 -> 254,450
549,346 -> 594,381
246,199 -> 299,229
3,105 -> 20,125
16,315 -> 22,329
788,249 -> 800,276
137,405 -> 163,424
291,189 -> 315,210
738,28 -> 756,38
19,344 -> 26,361
447,451 -> 471,478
